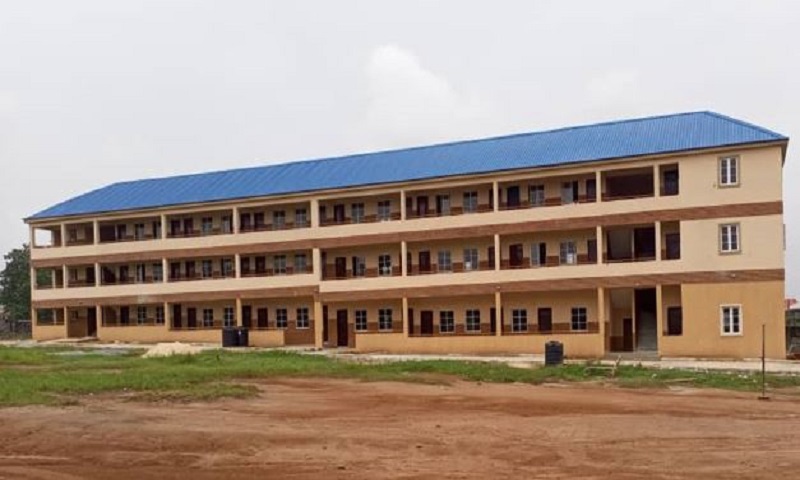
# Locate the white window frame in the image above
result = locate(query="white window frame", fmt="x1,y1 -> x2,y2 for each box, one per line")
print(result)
201,217 -> 213,235
296,307 -> 310,329
137,306 -> 147,325
439,311 -> 455,333
378,254 -> 393,276
512,309 -> 528,333
463,191 -> 478,213
353,256 -> 366,277
719,223 -> 741,254
351,203 -> 365,223
465,309 -> 481,332
134,223 -> 146,241
202,308 -> 214,328
719,155 -> 739,187
377,200 -> 392,221
438,195 -> 451,216
463,248 -> 479,271
152,263 -> 163,282
201,260 -> 213,278
559,240 -> 577,265
223,306 -> 235,328
273,255 -> 287,275
295,208 -> 308,227
529,184 -> 545,207
355,310 -> 368,332
135,263 -> 146,283
531,242 -> 546,267
273,210 -> 286,228
378,308 -> 393,331
222,258 -> 234,277
720,304 -> 742,336
276,308 -> 288,329
438,250 -> 452,272
570,307 -> 588,331
294,254 -> 307,273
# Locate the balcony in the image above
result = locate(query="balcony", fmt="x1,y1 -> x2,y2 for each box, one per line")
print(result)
405,186 -> 492,219
166,211 -> 234,239
168,257 -> 236,282
601,167 -> 654,202
500,231 -> 598,270
240,251 -> 313,278
99,217 -> 162,244
499,175 -> 596,211
64,222 -> 95,247
319,194 -> 401,227
101,262 -> 164,286
604,225 -> 656,263
240,203 -> 311,232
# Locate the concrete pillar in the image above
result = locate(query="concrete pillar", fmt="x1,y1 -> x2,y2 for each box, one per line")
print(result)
235,254 -> 241,278
402,297 -> 409,337
595,170 -> 602,202
232,207 -> 240,233
596,225 -> 604,263
51,268 -> 56,288
92,220 -> 100,245
312,247 -> 322,280
310,199 -> 320,228
492,181 -> 500,212
160,214 -> 168,239
60,224 -> 67,248
401,241 -> 408,276
495,290 -> 502,336
400,190 -> 406,221
655,284 -> 663,355
63,306 -> 69,335
162,258 -> 168,282
236,297 -> 243,327
94,263 -> 101,287
62,265 -> 69,288
313,295 -> 324,349
655,221 -> 662,261
597,287 -> 606,355
164,302 -> 171,329
96,305 -> 103,329
653,164 -> 660,197
494,234 -> 501,271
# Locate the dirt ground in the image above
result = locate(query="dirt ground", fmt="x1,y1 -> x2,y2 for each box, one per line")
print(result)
2,379 -> 800,480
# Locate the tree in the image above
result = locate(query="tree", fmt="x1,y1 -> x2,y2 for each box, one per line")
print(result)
0,244 -> 31,321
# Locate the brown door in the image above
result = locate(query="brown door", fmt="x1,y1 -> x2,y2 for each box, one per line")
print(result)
419,251 -> 431,273
336,310 -> 349,347
183,218 -> 194,236
407,308 -> 415,336
87,307 -> 97,337
185,261 -> 195,279
187,308 -> 197,329
506,186 -> 520,207
509,244 -> 524,267
257,308 -> 268,329
416,196 -> 429,217
490,307 -> 497,334
420,311 -> 434,335
85,266 -> 95,285
488,246 -> 496,270
587,239 -> 597,263
335,257 -> 347,278
634,227 -> 656,260
170,262 -> 181,280
172,304 -> 182,329
622,317 -> 634,351
333,204 -> 346,223
242,306 -> 252,328
322,306 -> 329,342
537,308 -> 552,333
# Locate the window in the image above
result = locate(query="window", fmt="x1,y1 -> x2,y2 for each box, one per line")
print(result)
355,310 -> 368,332
203,309 -> 214,328
436,195 -> 451,216
719,224 -> 740,253
571,307 -> 588,331
135,263 -> 146,283
463,248 -> 479,271
273,211 -> 286,229
721,305 -> 742,335
152,263 -> 163,282
294,254 -> 308,273
352,256 -> 366,277
719,155 -> 739,186
223,307 -> 235,327
512,309 -> 528,332
463,191 -> 478,213
273,255 -> 287,274
134,223 -> 145,240
222,258 -> 234,277
378,308 -> 393,331
253,212 -> 265,229
295,208 -> 308,227
155,306 -> 165,325
438,250 -> 452,272
68,228 -> 78,242
559,241 -> 577,265
137,306 -> 147,325
561,181 -> 577,204
153,220 -> 162,239
529,185 -> 545,207
351,203 -> 365,223
531,242 -> 547,267
221,216 -> 232,233
378,254 -> 393,276
465,309 -> 481,332
201,217 -> 213,235
276,308 -> 288,329
296,307 -> 310,329
439,311 -> 455,333
202,260 -> 213,278
377,201 -> 392,221
666,307 -> 682,336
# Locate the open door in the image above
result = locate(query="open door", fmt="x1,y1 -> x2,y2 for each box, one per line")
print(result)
336,310 -> 349,347
87,307 -> 97,337
420,311 -> 434,335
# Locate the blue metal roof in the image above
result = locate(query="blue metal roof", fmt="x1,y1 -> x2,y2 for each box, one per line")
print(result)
29,111 -> 787,220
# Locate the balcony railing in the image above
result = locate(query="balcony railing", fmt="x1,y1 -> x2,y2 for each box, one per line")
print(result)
99,233 -> 160,244
168,271 -> 236,282
102,318 -> 165,327
408,261 -> 493,275
100,276 -> 163,286
500,254 -> 596,270
241,266 -> 312,277
65,238 -> 95,247
322,265 -> 401,280
167,228 -> 231,239
66,279 -> 97,288
499,196 -> 595,211
320,212 -> 401,227
240,221 -> 308,232
405,204 -> 491,220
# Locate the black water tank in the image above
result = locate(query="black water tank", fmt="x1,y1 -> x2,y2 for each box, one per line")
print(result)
237,327 -> 249,347
544,341 -> 564,366
222,327 -> 238,347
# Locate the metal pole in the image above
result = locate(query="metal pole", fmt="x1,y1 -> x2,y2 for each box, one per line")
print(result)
759,323 -> 769,400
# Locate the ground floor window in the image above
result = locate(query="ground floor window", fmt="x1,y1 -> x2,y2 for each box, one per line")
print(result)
439,311 -> 455,333
666,307 -> 682,335
378,308 -> 393,331
155,306 -> 165,325
137,306 -> 147,325
203,309 -> 214,328
276,308 -> 288,329
512,309 -> 528,332
570,307 -> 588,331
296,307 -> 310,329
223,307 -> 235,327
465,309 -> 481,332
355,310 -> 368,332
721,305 -> 742,335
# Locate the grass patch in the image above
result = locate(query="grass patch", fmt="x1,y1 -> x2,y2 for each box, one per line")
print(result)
1,346 -> 799,407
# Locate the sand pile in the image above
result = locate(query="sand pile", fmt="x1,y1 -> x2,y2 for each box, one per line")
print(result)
142,342 -> 206,358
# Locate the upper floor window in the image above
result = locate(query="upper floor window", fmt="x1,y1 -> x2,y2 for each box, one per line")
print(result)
559,241 -> 577,265
719,156 -> 739,187
296,307 -> 310,329
135,263 -> 146,283
720,305 -> 742,335
463,248 -> 479,271
378,255 -> 393,276
294,254 -> 308,273
531,242 -> 547,267
377,201 -> 392,221
221,216 -> 232,234
134,223 -> 145,240
155,306 -> 165,325
351,203 -> 365,223
273,211 -> 286,229
355,310 -> 368,332
436,194 -> 451,216
438,250 -> 452,272
529,185 -> 545,207
202,260 -> 213,278
201,217 -> 213,235
152,263 -> 163,282
273,255 -> 287,275
719,223 -> 740,253
463,192 -> 478,213
571,307 -> 588,331
352,256 -> 366,277
295,208 -> 308,227
222,258 -> 234,277
439,311 -> 455,333
561,181 -> 578,204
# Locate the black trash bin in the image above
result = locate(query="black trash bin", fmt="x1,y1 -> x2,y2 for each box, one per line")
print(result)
222,327 -> 238,347
237,327 -> 249,347
544,341 -> 564,366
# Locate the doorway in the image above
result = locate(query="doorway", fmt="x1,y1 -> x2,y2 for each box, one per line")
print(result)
87,307 -> 97,337
635,288 -> 657,351
506,186 -> 520,207
420,311 -> 434,335
419,251 -> 431,273
336,310 -> 349,347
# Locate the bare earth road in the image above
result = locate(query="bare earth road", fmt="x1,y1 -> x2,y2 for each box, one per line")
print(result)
1,379 -> 799,479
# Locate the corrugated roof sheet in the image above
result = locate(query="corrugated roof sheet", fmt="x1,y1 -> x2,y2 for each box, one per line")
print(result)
29,111 -> 787,220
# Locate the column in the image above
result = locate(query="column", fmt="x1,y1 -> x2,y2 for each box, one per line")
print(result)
96,305 -> 103,330
402,297 -> 409,336
164,302 -> 171,329
236,297 -> 243,327
94,263 -> 101,287
312,248 -> 322,280
62,265 -> 69,288
595,170 -> 602,202
654,221 -> 662,261
492,181 -> 500,212
494,234 -> 501,271
60,224 -> 67,248
63,306 -> 69,335
235,254 -> 241,278
653,164 -> 660,197
655,284 -> 663,356
313,295 -> 324,349
162,258 -> 168,282
400,190 -> 406,221
92,220 -> 100,245
596,226 -> 604,263
310,199 -> 320,228
160,214 -> 167,239
401,241 -> 408,276
597,287 -> 606,355
494,290 -> 502,336
232,206 -> 240,233
51,268 -> 56,289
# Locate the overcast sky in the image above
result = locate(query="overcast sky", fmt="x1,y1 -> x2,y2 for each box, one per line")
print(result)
1,0 -> 797,295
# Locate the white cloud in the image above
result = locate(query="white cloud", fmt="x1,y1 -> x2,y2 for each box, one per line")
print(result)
353,44 -> 497,149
